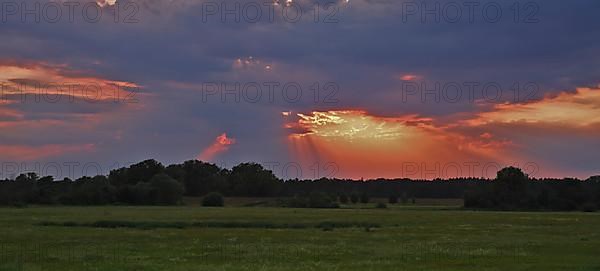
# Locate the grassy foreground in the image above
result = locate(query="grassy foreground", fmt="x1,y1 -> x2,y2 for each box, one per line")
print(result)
0,204 -> 599,271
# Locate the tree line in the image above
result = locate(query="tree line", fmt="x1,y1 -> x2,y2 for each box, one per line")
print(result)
0,159 -> 598,211
464,167 -> 600,211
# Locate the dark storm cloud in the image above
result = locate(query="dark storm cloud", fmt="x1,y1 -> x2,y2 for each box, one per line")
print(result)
1,0 -> 599,177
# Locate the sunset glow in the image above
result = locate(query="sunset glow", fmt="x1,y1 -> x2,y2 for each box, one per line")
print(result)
286,110 -> 519,179
286,87 -> 600,179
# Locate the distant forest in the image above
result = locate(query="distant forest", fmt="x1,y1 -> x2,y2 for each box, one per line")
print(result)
1,159 -> 599,211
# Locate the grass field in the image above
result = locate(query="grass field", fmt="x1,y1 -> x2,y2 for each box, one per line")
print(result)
1,203 -> 599,271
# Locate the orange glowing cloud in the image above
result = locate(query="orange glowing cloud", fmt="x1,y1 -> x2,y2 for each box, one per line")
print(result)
286,88 -> 600,179
467,87 -> 600,127
0,60 -> 144,164
293,110 -> 433,140
198,133 -> 236,161
455,87 -> 600,178
0,60 -> 139,103
287,110 -> 512,179
0,59 -> 145,129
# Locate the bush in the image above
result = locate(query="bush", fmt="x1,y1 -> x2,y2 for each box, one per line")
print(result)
360,192 -> 369,203
339,194 -> 349,204
376,202 -> 387,209
286,196 -> 308,208
309,192 -> 337,208
350,193 -> 359,204
11,202 -> 28,208
388,195 -> 398,204
581,203 -> 597,212
202,192 -> 225,207
284,193 -> 339,208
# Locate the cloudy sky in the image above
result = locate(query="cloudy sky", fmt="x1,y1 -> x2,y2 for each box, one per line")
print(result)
1,0 -> 599,179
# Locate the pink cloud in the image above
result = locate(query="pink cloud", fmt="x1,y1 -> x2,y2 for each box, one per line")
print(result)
197,133 -> 236,161
396,74 -> 422,81
0,60 -> 140,103
0,144 -> 96,161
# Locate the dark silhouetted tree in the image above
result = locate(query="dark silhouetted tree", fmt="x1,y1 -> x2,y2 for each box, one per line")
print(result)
494,166 -> 529,209
202,192 -> 225,207
149,173 -> 185,205
167,160 -> 227,196
63,175 -> 116,205
109,159 -> 165,186
1,161 -> 599,211
229,163 -> 280,197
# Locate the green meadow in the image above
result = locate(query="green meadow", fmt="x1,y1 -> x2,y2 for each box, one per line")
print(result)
1,202 -> 599,271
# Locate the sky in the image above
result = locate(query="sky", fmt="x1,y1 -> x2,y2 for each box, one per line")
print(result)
1,0 -> 599,180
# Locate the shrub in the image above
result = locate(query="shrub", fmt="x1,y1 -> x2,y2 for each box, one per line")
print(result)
339,194 -> 349,204
376,202 -> 387,209
581,202 -> 597,212
388,195 -> 398,204
284,193 -> 339,208
202,192 -> 225,207
309,192 -> 337,208
350,193 -> 359,204
11,202 -> 28,208
360,192 -> 369,203
286,196 -> 308,208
